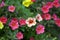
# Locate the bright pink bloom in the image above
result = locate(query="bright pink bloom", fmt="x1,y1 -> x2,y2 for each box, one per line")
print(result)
42,13 -> 51,20
53,1 -> 60,8
19,18 -> 26,26
9,19 -> 19,30
0,1 -> 5,7
31,0 -> 36,2
30,37 -> 34,40
8,5 -> 15,12
0,16 -> 7,24
52,14 -> 58,20
36,24 -> 45,34
16,32 -> 23,40
55,19 -> 60,27
46,2 -> 53,9
41,6 -> 49,13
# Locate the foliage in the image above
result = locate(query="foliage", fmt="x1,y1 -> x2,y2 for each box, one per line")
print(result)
0,0 -> 60,40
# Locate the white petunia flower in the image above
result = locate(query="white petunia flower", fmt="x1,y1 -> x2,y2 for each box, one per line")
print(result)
26,17 -> 36,27
36,14 -> 43,22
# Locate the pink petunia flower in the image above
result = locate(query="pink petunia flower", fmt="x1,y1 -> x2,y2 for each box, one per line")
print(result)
41,6 -> 49,13
19,18 -> 26,26
8,5 -> 15,12
55,19 -> 60,27
0,16 -> 7,24
46,2 -> 53,9
53,0 -> 60,8
9,19 -> 19,30
42,13 -> 51,20
36,24 -> 45,34
52,14 -> 58,20
16,32 -> 23,40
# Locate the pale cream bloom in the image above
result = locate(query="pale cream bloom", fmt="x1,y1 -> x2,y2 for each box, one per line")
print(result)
26,17 -> 36,27
36,14 -> 43,22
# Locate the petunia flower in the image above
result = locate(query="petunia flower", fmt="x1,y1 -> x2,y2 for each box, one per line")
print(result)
26,17 -> 36,27
52,14 -> 58,20
55,19 -> 60,27
0,16 -> 7,24
19,18 -> 26,26
46,2 -> 53,9
8,5 -> 15,12
16,32 -> 23,40
36,14 -> 43,22
36,24 -> 45,34
9,19 -> 19,30
41,6 -> 49,13
53,0 -> 60,8
42,13 -> 51,20
22,0 -> 33,7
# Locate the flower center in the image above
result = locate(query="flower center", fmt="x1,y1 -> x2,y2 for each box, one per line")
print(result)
37,27 -> 41,30
10,7 -> 14,10
11,22 -> 16,26
43,7 -> 47,11
37,16 -> 39,19
29,19 -> 34,24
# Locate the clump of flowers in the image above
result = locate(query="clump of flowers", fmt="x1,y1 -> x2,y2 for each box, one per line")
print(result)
0,0 -> 60,40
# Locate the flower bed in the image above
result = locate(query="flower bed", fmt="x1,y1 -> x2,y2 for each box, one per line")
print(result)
0,0 -> 60,40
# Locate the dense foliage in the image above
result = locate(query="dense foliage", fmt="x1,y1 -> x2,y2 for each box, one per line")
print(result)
0,0 -> 60,40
